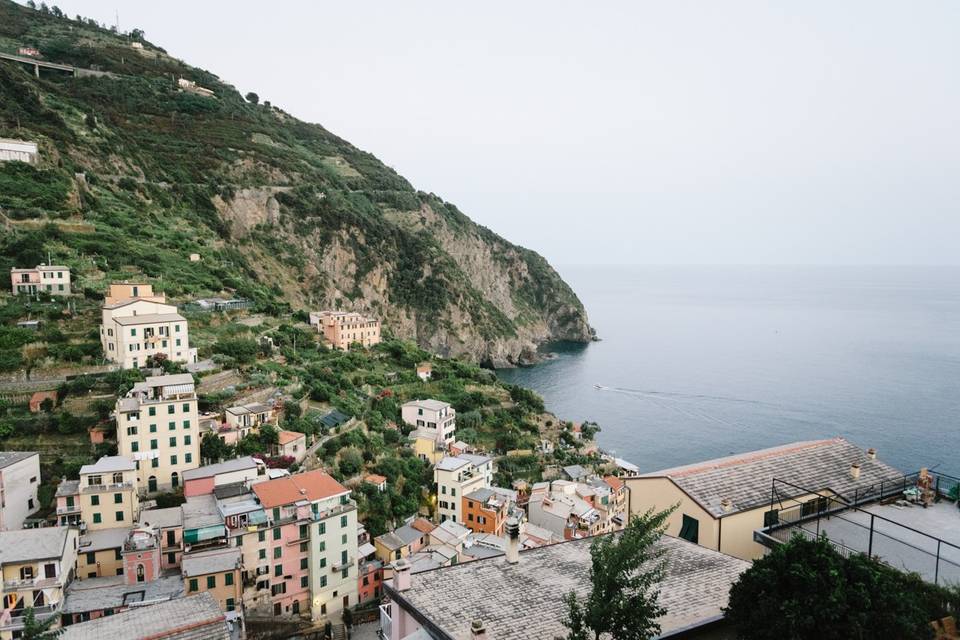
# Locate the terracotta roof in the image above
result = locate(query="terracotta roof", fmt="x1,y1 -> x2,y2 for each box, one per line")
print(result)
277,430 -> 305,445
253,470 -> 348,508
364,474 -> 387,485
603,475 -> 624,491
410,517 -> 436,534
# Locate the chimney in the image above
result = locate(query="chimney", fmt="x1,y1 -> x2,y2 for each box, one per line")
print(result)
850,462 -> 861,480
505,517 -> 520,564
471,619 -> 487,639
720,498 -> 733,513
867,448 -> 877,460
392,558 -> 411,592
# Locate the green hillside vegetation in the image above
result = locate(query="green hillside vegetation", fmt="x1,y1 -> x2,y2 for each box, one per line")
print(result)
0,0 -> 592,364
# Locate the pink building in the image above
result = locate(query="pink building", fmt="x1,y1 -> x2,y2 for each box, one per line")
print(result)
10,264 -> 71,295
182,457 -> 263,498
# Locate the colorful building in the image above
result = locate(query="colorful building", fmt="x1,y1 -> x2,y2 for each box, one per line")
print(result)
10,265 -> 70,295
308,311 -> 381,351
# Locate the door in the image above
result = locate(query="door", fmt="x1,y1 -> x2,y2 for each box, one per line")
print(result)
148,476 -> 157,492
171,472 -> 179,489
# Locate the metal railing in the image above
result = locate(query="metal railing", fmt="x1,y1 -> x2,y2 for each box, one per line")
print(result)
759,473 -> 960,585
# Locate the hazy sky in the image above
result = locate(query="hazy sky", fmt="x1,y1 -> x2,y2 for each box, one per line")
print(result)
45,2 -> 960,266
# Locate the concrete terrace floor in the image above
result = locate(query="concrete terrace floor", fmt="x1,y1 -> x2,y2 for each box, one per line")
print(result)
784,499 -> 960,585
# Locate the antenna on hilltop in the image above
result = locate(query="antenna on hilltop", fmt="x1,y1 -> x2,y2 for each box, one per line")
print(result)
115,9 -> 119,32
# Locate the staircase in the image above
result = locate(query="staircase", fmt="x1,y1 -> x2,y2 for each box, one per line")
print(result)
330,623 -> 348,640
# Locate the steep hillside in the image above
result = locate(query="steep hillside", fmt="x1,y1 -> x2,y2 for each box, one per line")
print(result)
0,1 -> 592,366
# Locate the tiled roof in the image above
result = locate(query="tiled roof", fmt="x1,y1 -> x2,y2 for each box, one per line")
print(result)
145,373 -> 195,387
638,438 -> 905,517
62,573 -> 184,614
402,399 -> 451,411
182,548 -> 241,577
387,534 -> 749,639
435,456 -> 471,472
60,592 -> 229,640
56,478 -> 80,497
252,470 -> 348,508
182,456 -> 258,481
0,451 -> 38,469
80,527 -> 128,552
410,518 -> 436,534
277,430 -> 305,445
79,455 -> 135,475
139,506 -> 184,529
603,475 -> 624,491
364,474 -> 387,485
377,524 -> 424,551
0,527 -> 72,563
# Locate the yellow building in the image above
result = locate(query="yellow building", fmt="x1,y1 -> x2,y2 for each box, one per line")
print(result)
308,310 -> 381,351
182,548 -> 242,614
410,431 -> 447,465
0,527 -> 78,640
115,374 -> 201,493
76,528 -> 128,579
624,438 -> 905,560
78,457 -> 140,531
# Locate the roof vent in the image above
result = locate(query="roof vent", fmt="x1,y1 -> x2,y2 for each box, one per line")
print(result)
300,488 -> 307,494
720,498 -> 733,513
866,448 -> 877,460
471,620 -> 487,638
850,462 -> 861,480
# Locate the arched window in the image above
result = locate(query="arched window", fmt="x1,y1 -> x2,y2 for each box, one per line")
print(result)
171,472 -> 179,489
148,476 -> 157,493
136,565 -> 145,583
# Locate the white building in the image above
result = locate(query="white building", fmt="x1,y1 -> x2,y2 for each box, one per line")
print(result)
433,454 -> 494,525
115,374 -> 201,493
100,287 -> 196,369
401,400 -> 456,447
0,138 -> 39,164
0,452 -> 40,530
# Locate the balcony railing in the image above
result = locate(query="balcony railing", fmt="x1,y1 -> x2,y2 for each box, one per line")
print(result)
81,481 -> 134,494
0,604 -> 58,630
3,576 -> 59,591
56,504 -> 81,515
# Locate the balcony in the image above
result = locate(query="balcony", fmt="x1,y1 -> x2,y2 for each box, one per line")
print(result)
0,604 -> 58,631
331,556 -> 354,572
3,576 -> 59,591
56,503 -> 81,515
81,481 -> 135,494
379,603 -> 392,639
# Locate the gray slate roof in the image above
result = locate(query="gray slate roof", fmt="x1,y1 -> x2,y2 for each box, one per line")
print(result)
80,527 -> 128,552
377,523 -> 425,551
79,456 -> 135,475
112,313 -> 186,326
387,534 -> 749,639
62,573 -> 184,614
0,451 -> 38,469
182,548 -> 240,577
60,592 -> 229,640
182,456 -> 258,481
139,506 -> 184,529
640,437 -> 905,517
182,494 -> 223,530
0,526 -> 72,563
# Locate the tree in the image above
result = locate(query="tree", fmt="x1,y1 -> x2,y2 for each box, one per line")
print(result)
201,433 -> 234,463
245,92 -> 259,105
342,607 -> 353,628
725,534 -> 958,640
20,607 -> 61,640
560,506 -> 675,640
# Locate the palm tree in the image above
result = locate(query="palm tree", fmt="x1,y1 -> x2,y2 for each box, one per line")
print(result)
20,607 -> 61,640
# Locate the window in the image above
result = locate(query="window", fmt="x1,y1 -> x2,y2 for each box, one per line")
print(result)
167,552 -> 176,565
169,422 -> 176,431
319,558 -> 326,568
184,435 -> 191,445
116,511 -> 124,522
136,565 -> 145,583
183,420 -> 190,429
167,530 -> 176,546
341,550 -> 348,564
65,496 -> 74,507
341,534 -> 347,544
90,495 -> 100,506
92,513 -> 102,524
130,328 -> 137,336
185,453 -> 192,464
451,488 -> 456,497
114,549 -> 122,561
86,552 -> 95,564
300,576 -> 309,588
189,578 -> 198,592
273,528 -> 281,540
763,509 -> 779,527
679,514 -> 699,544
226,598 -> 235,612
224,572 -> 234,586
149,424 -> 157,433
300,558 -> 308,570
258,531 -> 265,542
151,458 -> 159,468
169,437 -> 177,447
318,523 -> 325,535
131,442 -> 139,453
182,403 -> 190,412
168,404 -> 175,415
300,542 -> 308,552
340,515 -> 347,528
207,575 -> 216,589
341,568 -> 348,579
320,575 -> 327,588
126,426 -> 138,436
176,338 -> 181,347
114,493 -> 123,504
258,549 -> 266,560
274,564 -> 282,577
150,439 -> 158,450
274,547 -> 282,559
175,324 -> 181,332
148,407 -> 156,417
170,455 -> 178,465
299,524 -> 307,539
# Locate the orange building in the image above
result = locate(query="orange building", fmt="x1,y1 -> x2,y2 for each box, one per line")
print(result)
308,310 -> 381,351
461,488 -> 509,536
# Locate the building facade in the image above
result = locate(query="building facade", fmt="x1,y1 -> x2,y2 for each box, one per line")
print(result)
77,457 -> 140,532
115,374 -> 201,493
433,455 -> 494,525
308,311 -> 381,351
0,138 -> 39,164
10,265 -> 70,296
100,284 -> 196,368
0,452 -> 40,531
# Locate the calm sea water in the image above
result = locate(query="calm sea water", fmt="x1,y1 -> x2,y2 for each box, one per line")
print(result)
497,266 -> 960,478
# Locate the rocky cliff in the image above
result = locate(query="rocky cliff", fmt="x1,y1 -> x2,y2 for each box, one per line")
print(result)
0,1 -> 592,366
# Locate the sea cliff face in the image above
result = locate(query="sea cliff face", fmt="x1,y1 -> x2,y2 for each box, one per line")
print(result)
0,0 -> 592,364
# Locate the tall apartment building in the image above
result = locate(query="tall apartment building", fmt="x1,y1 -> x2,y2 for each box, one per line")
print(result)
100,283 -> 197,368
252,471 -> 359,622
0,452 -> 40,531
115,374 -> 201,493
0,526 -> 79,640
401,400 -> 456,455
10,265 -> 71,296
433,454 -> 494,525
308,311 -> 381,351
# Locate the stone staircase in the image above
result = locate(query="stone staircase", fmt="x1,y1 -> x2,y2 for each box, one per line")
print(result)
330,623 -> 347,640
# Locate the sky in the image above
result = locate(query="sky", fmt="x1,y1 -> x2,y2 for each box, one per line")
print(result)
41,1 -> 960,266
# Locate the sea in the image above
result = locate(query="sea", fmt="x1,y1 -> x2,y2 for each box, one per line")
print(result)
496,265 -> 960,478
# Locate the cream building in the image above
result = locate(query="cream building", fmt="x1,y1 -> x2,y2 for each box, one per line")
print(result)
0,527 -> 78,640
309,311 -> 381,351
0,452 -> 40,531
100,283 -> 196,368
433,455 -> 494,525
10,265 -> 71,296
115,374 -> 201,493
624,438 -> 905,560
401,400 -> 456,451
78,457 -> 140,531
